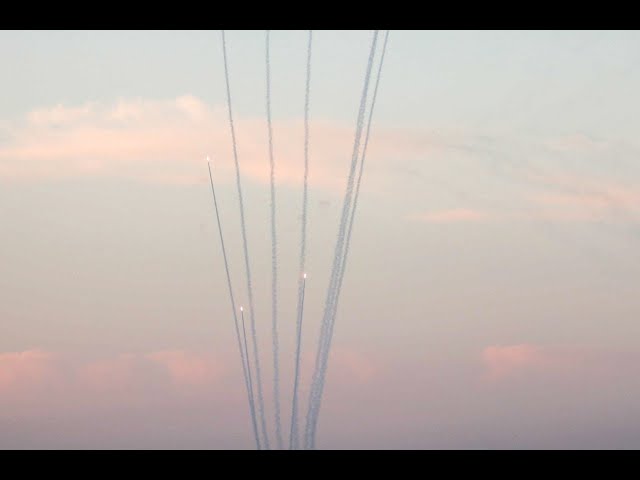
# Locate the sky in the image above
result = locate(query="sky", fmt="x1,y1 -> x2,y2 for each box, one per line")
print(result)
1,30 -> 640,449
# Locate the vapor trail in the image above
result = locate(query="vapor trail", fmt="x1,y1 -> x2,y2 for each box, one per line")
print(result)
221,30 -> 270,450
307,31 -> 390,448
333,31 -> 391,323
289,30 -> 312,451
305,31 -> 380,449
289,272 -> 308,450
240,306 -> 261,449
265,30 -> 283,450
207,160 -> 261,450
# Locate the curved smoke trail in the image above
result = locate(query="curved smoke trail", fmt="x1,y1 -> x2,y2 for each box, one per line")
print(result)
289,30 -> 313,451
265,30 -> 283,450
307,31 -> 390,448
221,30 -> 270,450
207,160 -> 261,449
305,31 -> 380,449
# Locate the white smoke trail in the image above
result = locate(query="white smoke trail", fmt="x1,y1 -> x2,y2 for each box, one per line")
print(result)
304,31 -> 380,449
207,160 -> 261,449
240,306 -> 260,449
290,273 -> 308,449
289,30 -> 313,451
307,31 -> 390,448
265,30 -> 283,450
304,33 -> 378,448
221,30 -> 270,450
330,31 -> 390,329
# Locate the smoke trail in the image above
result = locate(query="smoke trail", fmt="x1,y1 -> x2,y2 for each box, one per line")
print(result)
307,31 -> 379,441
305,32 -> 378,448
289,30 -> 313,451
221,30 -> 270,450
265,30 -> 283,450
207,160 -> 261,449
307,31 -> 390,448
289,272 -> 308,449
305,31 -> 379,449
240,306 -> 260,449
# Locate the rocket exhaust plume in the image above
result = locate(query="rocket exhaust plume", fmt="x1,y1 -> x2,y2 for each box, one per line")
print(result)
221,31 -> 270,449
206,159 -> 260,449
265,30 -> 283,450
289,271 -> 308,449
212,30 -> 388,449
305,30 -> 380,449
240,305 -> 260,449
309,30 -> 390,448
289,30 -> 313,451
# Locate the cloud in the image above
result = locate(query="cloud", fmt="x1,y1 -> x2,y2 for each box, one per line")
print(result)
146,350 -> 225,387
480,344 -> 640,383
0,349 -> 57,390
406,178 -> 640,225
526,175 -> 640,222
408,208 -> 491,223
2,344 -> 640,448
329,347 -> 378,385
0,347 -> 242,447
482,344 -> 551,381
78,354 -> 140,392
0,96 -> 439,189
27,102 -> 97,127
0,348 -> 228,405
545,133 -> 608,153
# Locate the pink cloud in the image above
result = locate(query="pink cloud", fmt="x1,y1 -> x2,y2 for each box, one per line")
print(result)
408,208 -> 491,223
298,347 -> 380,389
482,344 -> 549,381
524,173 -> 640,222
146,350 -> 225,387
77,354 -> 139,392
2,344 -> 640,448
532,188 -> 640,219
329,347 -> 378,385
0,96 -> 438,190
480,344 -> 626,383
405,174 -> 640,226
0,349 -> 58,390
0,348 -> 230,402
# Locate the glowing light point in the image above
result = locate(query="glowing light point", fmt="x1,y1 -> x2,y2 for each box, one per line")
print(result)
240,306 -> 244,312
303,273 -> 307,279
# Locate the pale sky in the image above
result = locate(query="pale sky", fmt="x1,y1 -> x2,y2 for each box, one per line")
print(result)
1,30 -> 640,449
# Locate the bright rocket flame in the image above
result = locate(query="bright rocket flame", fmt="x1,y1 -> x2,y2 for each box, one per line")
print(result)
240,306 -> 244,312
303,273 -> 307,279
